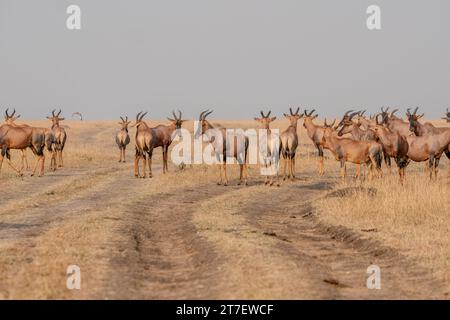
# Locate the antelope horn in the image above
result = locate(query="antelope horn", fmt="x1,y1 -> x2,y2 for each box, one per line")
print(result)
413,107 -> 419,115
349,111 -> 359,119
330,119 -> 336,127
136,111 -> 142,121
406,108 -> 411,116
199,109 -> 210,120
359,110 -> 366,116
178,109 -> 182,120
267,110 -> 271,117
57,109 -> 62,116
390,109 -> 398,117
120,116 -> 124,122
125,116 -> 128,122
343,109 -> 354,117
52,109 -> 56,117
324,118 -> 328,126
172,110 -> 177,119
309,109 -> 316,116
204,110 -> 213,118
289,107 -> 294,116
295,107 -> 300,115
260,111 -> 265,118
5,108 -> 9,117
11,108 -> 16,117
139,111 -> 147,121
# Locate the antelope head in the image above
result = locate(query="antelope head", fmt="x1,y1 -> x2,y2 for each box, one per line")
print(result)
283,107 -> 302,126
406,107 -> 424,133
336,111 -> 359,136
47,109 -> 65,126
379,107 -> 392,124
302,109 -> 318,128
119,116 -> 131,130
321,118 -> 337,148
133,111 -> 148,129
254,110 -> 276,129
4,108 -> 21,125
195,109 -> 213,139
336,109 -> 355,128
168,110 -> 186,138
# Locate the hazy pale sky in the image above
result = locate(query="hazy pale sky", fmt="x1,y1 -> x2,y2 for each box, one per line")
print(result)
1,0 -> 449,120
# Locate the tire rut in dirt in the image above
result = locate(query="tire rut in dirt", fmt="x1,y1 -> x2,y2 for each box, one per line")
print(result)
105,185 -> 240,299
242,180 -> 446,299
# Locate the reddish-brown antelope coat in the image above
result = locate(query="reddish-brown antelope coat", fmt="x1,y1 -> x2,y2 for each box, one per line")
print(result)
406,107 -> 450,178
116,116 -> 131,162
134,111 -> 185,178
195,109 -> 249,186
369,117 -> 409,183
280,107 -> 302,180
254,110 -> 278,186
302,109 -> 327,176
47,109 -> 67,168
321,120 -> 383,182
2,108 -> 30,170
0,111 -> 53,177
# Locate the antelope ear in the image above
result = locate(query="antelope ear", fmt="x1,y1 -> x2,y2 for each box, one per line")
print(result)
270,116 -> 277,121
254,117 -> 260,122
58,117 -> 65,121
167,117 -> 175,122
118,122 -> 123,125
312,114 -> 318,119
283,113 -> 289,117
46,116 -> 52,120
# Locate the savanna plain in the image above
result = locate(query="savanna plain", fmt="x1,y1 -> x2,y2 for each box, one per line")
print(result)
0,118 -> 449,299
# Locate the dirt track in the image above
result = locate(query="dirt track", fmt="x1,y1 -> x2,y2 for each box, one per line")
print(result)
0,123 -> 448,299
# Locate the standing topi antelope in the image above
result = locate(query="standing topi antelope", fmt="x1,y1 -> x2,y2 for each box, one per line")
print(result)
369,115 -> 409,183
134,110 -> 186,178
3,108 -> 30,170
280,107 -> 302,181
47,109 -> 67,168
195,109 -> 249,186
254,110 -> 279,186
0,110 -> 55,177
321,119 -> 383,182
406,107 -> 450,178
116,116 -> 131,162
302,109 -> 327,176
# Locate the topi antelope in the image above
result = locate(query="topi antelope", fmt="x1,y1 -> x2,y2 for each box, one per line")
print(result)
406,107 -> 450,177
370,116 -> 409,183
134,110 -> 186,178
321,119 -> 383,182
254,110 -> 279,186
195,109 -> 249,186
337,111 -> 377,141
3,108 -> 30,170
379,107 -> 410,137
116,116 -> 131,162
0,111 -> 54,177
280,107 -> 302,180
47,109 -> 67,168
302,109 -> 327,176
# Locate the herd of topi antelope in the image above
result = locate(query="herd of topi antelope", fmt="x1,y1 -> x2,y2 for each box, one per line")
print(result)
0,109 -> 66,177
1,107 -> 449,185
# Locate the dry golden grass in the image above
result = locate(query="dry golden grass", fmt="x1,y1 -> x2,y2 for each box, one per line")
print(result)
1,117 -> 449,298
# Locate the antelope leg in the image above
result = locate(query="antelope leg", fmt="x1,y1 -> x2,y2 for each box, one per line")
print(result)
147,152 -> 153,178
217,163 -> 223,185
134,152 -> 140,177
223,163 -> 228,186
